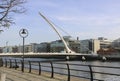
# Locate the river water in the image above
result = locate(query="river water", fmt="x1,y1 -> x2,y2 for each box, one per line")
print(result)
66,61 -> 120,81
2,57 -> 120,81
27,58 -> 120,81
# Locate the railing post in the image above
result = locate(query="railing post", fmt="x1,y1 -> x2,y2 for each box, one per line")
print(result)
0,58 -> 3,67
38,62 -> 41,75
5,59 -> 7,67
9,59 -> 12,68
66,63 -> 70,81
50,61 -> 54,78
15,59 -> 17,70
21,60 -> 22,71
29,61 -> 31,73
88,65 -> 93,81
21,60 -> 24,72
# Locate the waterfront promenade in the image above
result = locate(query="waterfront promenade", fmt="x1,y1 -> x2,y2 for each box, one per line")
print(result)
0,67 -> 88,81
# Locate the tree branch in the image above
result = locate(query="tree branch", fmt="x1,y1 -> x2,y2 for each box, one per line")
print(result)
0,0 -> 26,28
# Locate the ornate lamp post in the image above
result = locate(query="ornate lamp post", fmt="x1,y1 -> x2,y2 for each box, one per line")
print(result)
19,29 -> 28,72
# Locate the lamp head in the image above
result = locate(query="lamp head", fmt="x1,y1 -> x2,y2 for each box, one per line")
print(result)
21,29 -> 26,34
19,28 -> 28,38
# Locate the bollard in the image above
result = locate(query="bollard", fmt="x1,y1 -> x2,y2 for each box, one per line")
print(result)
0,73 -> 6,81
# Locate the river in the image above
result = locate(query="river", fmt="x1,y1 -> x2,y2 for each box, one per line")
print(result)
2,57 -> 120,81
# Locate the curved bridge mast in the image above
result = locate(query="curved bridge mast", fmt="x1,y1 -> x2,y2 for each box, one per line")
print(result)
39,12 -> 75,53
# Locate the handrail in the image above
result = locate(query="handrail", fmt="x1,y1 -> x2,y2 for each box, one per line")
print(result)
2,59 -> 120,81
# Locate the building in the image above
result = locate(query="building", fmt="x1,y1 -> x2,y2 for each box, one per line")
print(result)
98,37 -> 112,49
112,38 -> 120,49
36,42 -> 50,53
110,38 -> 120,54
50,36 -> 80,53
2,46 -> 18,53
50,40 -> 65,52
0,47 -> 3,53
0,37 -> 113,54
24,43 -> 50,53
11,46 -> 18,53
80,39 -> 100,53
97,37 -> 115,54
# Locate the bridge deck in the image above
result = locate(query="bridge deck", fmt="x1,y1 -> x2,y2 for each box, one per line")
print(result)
0,53 -> 97,59
0,67 -> 88,81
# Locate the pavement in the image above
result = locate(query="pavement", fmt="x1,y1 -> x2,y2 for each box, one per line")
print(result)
0,67 -> 88,81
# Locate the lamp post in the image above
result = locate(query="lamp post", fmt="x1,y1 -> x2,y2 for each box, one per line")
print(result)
19,29 -> 28,72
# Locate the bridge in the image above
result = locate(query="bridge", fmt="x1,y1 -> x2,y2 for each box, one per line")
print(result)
0,13 -> 100,60
0,52 -> 99,60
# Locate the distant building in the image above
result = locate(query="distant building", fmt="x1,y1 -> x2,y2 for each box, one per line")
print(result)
36,42 -> 50,53
112,38 -> 120,50
50,40 -> 65,52
97,37 -> 115,54
0,37 -> 114,54
50,36 -> 80,53
2,46 -> 12,53
12,46 -> 18,53
80,39 -> 100,53
2,46 -> 18,53
2,47 -> 7,53
111,38 -> 120,54
98,37 -> 112,49
17,44 -> 32,53
0,47 -> 3,53
17,43 -> 50,53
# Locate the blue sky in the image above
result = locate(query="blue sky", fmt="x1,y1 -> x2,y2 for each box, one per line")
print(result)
0,0 -> 120,46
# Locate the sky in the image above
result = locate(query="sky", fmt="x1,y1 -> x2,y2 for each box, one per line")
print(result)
0,0 -> 120,46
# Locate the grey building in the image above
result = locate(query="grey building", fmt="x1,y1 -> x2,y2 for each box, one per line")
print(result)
50,36 -> 81,53
36,42 -> 50,53
112,38 -> 120,50
80,39 -> 100,53
50,40 -> 65,52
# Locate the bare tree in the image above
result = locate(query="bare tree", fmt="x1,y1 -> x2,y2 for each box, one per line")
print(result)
0,0 -> 26,31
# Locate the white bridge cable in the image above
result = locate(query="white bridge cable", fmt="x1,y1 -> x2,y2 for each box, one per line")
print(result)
49,16 -> 77,41
52,22 -> 71,36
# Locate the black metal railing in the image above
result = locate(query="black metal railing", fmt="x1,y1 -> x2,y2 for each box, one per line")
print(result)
2,59 -> 120,81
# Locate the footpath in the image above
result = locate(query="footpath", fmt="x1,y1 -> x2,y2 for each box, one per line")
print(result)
0,67 -> 88,81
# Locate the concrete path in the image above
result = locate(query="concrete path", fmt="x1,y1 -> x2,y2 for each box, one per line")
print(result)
0,67 -> 88,81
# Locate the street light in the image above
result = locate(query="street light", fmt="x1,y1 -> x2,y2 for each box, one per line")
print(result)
19,28 -> 28,72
